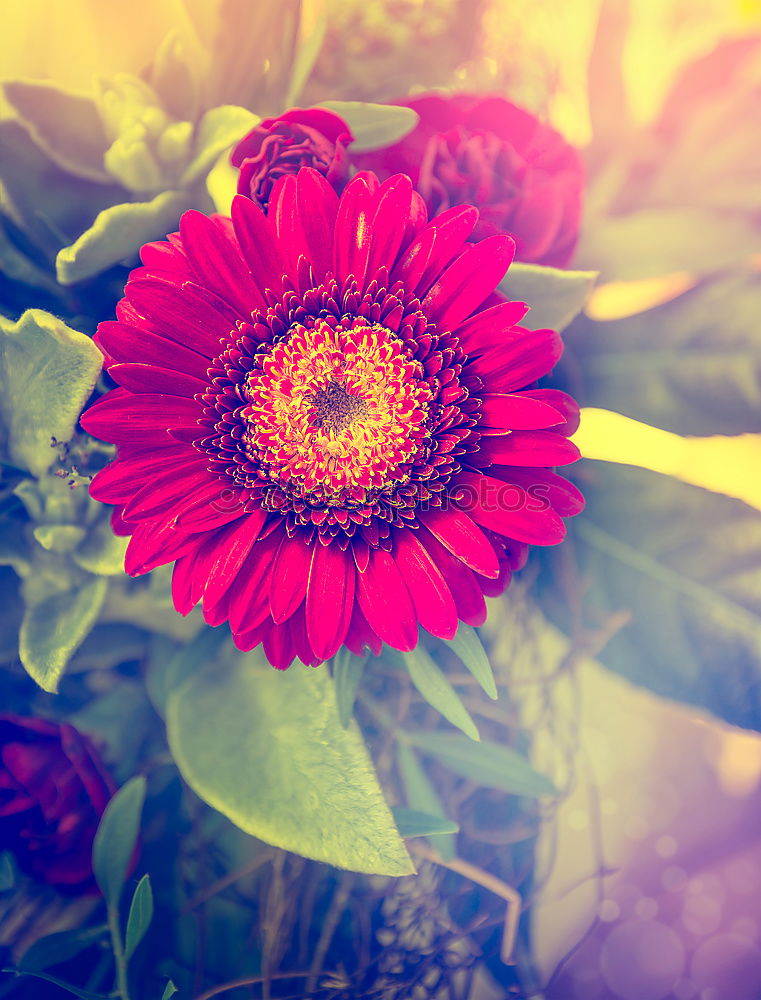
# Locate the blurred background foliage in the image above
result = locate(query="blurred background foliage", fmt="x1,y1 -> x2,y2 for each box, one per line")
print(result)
2,0 -> 761,998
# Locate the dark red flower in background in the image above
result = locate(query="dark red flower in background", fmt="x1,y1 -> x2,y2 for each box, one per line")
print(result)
0,716 -> 115,892
82,168 -> 583,670
232,107 -> 354,209
353,94 -> 584,266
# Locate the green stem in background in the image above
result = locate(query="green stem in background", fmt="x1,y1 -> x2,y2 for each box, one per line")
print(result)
107,904 -> 130,1000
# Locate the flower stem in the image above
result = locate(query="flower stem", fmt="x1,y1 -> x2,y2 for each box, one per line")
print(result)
108,903 -> 131,1000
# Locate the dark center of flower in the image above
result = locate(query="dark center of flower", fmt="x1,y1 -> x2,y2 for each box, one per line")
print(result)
308,380 -> 369,435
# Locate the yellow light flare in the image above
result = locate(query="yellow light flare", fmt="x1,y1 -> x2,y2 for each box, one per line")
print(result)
575,408 -> 761,512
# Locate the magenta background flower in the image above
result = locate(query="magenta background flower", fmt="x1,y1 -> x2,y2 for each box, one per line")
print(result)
353,94 -> 584,266
232,107 -> 354,209
82,169 -> 583,670
0,715 -> 116,892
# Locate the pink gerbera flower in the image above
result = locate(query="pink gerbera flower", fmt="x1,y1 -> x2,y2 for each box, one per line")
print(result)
81,169 -> 583,670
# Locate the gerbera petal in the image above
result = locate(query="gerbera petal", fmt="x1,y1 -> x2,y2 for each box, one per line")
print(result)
269,535 -> 312,624
454,300 -> 530,355
477,431 -> 581,467
345,603 -> 383,658
357,548 -> 418,652
455,471 -> 567,545
306,543 -> 356,661
519,388 -> 581,435
334,172 -> 378,286
230,194 -> 295,296
126,520 -> 198,577
365,174 -> 413,278
228,528 -> 283,635
124,278 -> 235,357
95,321 -> 210,377
393,530 -> 458,640
108,364 -> 208,397
81,391 -> 202,443
479,393 -> 564,431
296,168 -> 340,282
488,467 -> 585,517
422,234 -> 515,330
179,211 -> 263,316
202,510 -> 267,616
415,205 -> 480,295
471,328 -> 563,391
418,527 -> 487,627
421,506 -> 500,579
262,621 -> 298,671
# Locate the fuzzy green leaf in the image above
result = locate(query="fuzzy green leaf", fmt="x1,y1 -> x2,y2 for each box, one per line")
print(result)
92,775 -> 146,907
3,80 -> 110,182
320,101 -> 418,152
332,647 -> 368,727
166,654 -> 413,875
20,577 -> 108,692
18,925 -> 108,973
56,190 -> 195,285
499,263 -> 597,332
124,874 -> 154,962
444,624 -> 497,699
392,807 -> 459,838
399,646 -> 480,740
405,730 -> 558,798
0,310 -> 102,476
160,982 -> 178,1000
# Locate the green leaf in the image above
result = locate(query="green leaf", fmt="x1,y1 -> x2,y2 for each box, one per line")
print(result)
3,80 -> 109,182
398,646 -> 480,740
33,524 -> 87,554
72,514 -> 128,575
499,263 -> 597,332
56,190 -> 195,285
396,743 -> 456,861
0,310 -> 103,476
180,105 -> 259,187
444,624 -> 497,700
392,807 -> 459,838
320,101 -> 419,152
404,730 -> 558,797
18,925 -> 108,973
166,654 -> 413,875
0,851 -> 16,891
92,775 -> 146,907
160,982 -> 178,1000
567,271 -> 761,435
562,463 -> 761,730
0,970 -> 113,1000
19,577 -> 108,692
124,874 -> 154,962
576,208 -> 761,282
332,648 -> 368,727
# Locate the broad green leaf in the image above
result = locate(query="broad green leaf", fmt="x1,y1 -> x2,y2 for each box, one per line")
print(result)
404,730 -> 558,798
180,105 -> 259,187
332,647 -> 368,727
125,874 -> 154,961
92,775 -> 146,907
444,624 -> 497,700
18,925 -> 108,973
166,655 -> 413,875
559,463 -> 761,730
0,969 -> 112,1000
566,271 -> 761,436
56,190 -> 195,285
3,80 -> 109,182
20,577 -> 108,692
320,101 -> 419,152
399,647 -> 480,741
160,982 -> 178,1000
499,263 -> 597,333
396,743 -> 456,860
392,807 -> 459,838
0,310 -> 102,476
576,208 -> 761,283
